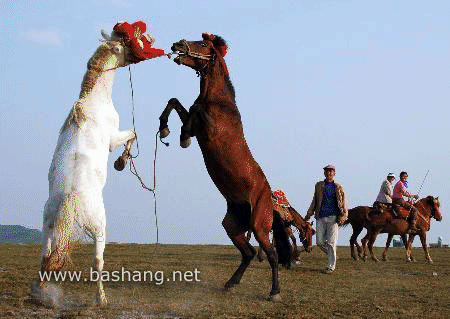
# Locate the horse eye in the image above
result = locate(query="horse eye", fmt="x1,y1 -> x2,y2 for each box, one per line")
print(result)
201,43 -> 208,47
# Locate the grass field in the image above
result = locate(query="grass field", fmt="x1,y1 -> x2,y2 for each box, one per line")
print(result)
1,243 -> 449,318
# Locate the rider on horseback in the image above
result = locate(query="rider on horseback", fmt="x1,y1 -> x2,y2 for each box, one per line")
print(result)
374,173 -> 396,209
392,171 -> 419,233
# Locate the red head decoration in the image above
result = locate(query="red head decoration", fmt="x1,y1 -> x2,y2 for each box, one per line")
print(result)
113,20 -> 165,62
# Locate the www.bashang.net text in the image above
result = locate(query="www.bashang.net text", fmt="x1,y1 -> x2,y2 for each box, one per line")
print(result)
39,267 -> 201,285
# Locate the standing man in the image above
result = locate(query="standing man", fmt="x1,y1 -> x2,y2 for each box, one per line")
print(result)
392,171 -> 419,232
374,173 -> 396,208
305,164 -> 348,274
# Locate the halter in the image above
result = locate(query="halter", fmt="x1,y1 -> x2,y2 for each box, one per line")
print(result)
178,39 -> 229,77
181,39 -> 212,61
415,197 -> 439,230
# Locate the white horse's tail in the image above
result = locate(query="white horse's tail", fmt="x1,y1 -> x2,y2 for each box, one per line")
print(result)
42,193 -> 78,274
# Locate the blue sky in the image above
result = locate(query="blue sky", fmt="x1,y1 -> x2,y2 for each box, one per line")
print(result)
1,1 -> 449,247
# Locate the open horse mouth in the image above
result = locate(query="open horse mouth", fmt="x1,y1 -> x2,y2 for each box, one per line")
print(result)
171,41 -> 187,65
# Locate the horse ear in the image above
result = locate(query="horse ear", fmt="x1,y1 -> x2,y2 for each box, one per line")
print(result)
202,32 -> 215,41
101,30 -> 111,41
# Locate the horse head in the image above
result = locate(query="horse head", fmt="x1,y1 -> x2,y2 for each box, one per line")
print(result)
429,196 -> 443,221
417,196 -> 443,222
171,33 -> 228,76
300,220 -> 315,253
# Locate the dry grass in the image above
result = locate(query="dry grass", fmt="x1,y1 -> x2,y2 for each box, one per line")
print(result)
1,243 -> 449,318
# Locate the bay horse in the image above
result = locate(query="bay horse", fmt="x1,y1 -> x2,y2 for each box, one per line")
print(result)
254,207 -> 315,266
253,190 -> 315,265
360,196 -> 442,263
159,33 -> 291,300
30,27 -> 147,307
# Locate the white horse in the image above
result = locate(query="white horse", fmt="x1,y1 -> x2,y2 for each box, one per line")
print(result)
31,28 -> 138,307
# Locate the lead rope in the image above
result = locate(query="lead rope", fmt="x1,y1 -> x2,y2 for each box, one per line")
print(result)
126,65 -> 168,246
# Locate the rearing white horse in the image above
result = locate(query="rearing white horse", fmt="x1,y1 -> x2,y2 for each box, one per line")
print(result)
32,28 -> 139,307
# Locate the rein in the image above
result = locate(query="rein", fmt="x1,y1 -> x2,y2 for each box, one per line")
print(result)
125,66 -> 168,245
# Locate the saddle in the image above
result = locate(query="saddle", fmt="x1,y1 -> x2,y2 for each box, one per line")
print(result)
373,202 -> 409,219
272,190 -> 293,222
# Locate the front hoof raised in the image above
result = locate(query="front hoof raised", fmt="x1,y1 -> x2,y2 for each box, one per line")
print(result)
114,156 -> 127,171
159,127 -> 170,138
180,137 -> 191,148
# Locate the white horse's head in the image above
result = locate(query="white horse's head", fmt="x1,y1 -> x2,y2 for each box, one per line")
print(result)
98,30 -> 136,68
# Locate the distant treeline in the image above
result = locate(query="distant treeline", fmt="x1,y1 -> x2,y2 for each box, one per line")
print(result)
0,225 -> 42,244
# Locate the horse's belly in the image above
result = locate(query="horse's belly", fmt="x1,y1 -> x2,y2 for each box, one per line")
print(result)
49,128 -> 109,194
199,142 -> 264,203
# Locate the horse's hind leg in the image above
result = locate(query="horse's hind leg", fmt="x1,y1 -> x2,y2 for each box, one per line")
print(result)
350,225 -> 363,261
159,98 -> 189,138
368,231 -> 380,262
382,233 -> 394,261
222,210 -> 256,290
361,232 -> 369,261
93,221 -> 107,306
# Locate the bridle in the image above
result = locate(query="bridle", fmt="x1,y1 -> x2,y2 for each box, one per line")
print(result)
179,39 -> 215,76
414,197 -> 441,230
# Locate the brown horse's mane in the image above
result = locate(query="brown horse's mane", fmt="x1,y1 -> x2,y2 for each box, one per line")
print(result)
211,35 -> 236,101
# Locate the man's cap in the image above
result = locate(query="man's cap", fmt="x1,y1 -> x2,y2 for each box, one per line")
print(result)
323,164 -> 336,170
387,173 -> 396,178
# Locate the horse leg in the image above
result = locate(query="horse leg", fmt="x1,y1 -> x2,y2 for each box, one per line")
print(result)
418,232 -> 433,263
350,225 -> 363,261
110,129 -> 136,171
289,230 -> 300,263
256,245 -> 265,262
399,234 -> 411,262
368,230 -> 380,262
93,223 -> 107,306
222,210 -> 255,290
405,234 -> 416,262
361,233 -> 369,261
382,233 -> 394,261
252,199 -> 287,300
159,98 -> 189,137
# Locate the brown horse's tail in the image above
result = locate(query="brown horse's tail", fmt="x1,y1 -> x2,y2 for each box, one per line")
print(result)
41,193 -> 78,275
272,211 -> 292,267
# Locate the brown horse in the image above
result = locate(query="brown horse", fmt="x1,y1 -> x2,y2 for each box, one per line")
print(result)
344,205 -> 412,261
159,33 -> 291,300
254,206 -> 315,266
361,196 -> 442,263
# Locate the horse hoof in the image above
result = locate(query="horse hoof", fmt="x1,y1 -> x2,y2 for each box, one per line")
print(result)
114,157 -> 126,171
180,137 -> 191,148
269,294 -> 282,302
160,127 -> 170,138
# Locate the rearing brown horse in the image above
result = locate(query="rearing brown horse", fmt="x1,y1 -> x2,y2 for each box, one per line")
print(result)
159,33 -> 291,300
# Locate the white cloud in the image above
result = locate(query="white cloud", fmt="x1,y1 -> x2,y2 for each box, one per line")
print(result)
21,28 -> 63,46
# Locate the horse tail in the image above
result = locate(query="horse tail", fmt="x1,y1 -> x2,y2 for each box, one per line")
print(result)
272,211 -> 292,267
42,193 -> 78,273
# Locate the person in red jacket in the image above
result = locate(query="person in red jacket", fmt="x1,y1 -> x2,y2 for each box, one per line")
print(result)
113,20 -> 170,62
392,171 -> 419,232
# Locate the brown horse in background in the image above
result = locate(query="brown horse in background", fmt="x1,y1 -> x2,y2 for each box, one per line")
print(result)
361,196 -> 442,263
159,33 -> 291,300
252,205 -> 315,266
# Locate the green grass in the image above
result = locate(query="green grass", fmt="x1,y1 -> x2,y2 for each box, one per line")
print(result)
1,244 -> 449,318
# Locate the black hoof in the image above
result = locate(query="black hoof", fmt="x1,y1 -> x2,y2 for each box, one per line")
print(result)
114,156 -> 126,171
180,137 -> 191,148
160,127 -> 170,138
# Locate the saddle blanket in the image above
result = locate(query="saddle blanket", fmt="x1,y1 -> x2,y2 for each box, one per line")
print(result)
272,189 -> 293,222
